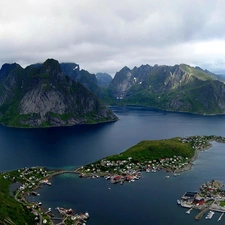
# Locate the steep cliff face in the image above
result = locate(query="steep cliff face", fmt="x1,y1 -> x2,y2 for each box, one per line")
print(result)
108,66 -> 134,99
0,59 -> 118,127
96,72 -> 112,87
107,64 -> 225,115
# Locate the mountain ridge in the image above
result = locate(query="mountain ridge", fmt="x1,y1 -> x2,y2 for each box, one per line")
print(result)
0,58 -> 118,128
106,64 -> 225,115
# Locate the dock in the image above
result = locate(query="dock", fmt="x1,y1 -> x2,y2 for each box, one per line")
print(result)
195,207 -> 209,220
218,212 -> 224,221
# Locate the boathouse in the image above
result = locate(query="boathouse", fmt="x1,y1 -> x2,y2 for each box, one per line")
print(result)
193,197 -> 205,205
182,192 -> 198,200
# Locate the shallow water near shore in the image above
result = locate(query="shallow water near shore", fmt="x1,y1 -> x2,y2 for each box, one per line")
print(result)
2,106 -> 225,224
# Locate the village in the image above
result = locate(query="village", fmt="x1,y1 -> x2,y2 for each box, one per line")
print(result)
77,135 -> 225,184
1,166 -> 89,225
2,135 -> 225,224
178,180 -> 225,221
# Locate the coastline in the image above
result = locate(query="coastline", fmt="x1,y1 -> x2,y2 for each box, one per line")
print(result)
8,167 -> 88,225
4,135 -> 225,224
174,142 -> 213,173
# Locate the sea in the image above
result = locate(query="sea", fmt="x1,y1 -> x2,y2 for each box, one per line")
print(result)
2,106 -> 225,225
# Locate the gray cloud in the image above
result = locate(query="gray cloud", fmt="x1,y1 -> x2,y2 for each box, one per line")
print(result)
1,0 -> 225,76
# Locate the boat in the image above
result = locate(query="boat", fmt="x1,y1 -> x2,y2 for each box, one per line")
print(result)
85,212 -> 89,218
105,175 -> 111,180
186,208 -> 192,214
165,175 -> 170,178
177,199 -> 181,205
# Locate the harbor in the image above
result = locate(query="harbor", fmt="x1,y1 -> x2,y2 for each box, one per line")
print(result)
178,180 -> 225,222
3,166 -> 90,225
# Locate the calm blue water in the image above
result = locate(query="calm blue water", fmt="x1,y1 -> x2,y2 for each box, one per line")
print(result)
2,106 -> 225,224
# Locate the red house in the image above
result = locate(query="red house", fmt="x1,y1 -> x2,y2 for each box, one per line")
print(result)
193,197 -> 205,205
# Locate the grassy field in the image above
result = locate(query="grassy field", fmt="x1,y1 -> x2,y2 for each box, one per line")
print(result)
106,137 -> 195,163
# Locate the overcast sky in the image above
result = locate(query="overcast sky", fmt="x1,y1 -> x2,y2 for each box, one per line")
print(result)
1,0 -> 225,76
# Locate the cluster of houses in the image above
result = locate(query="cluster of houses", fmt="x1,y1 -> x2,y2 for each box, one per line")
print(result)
180,135 -> 225,150
1,167 -> 90,225
16,167 -> 51,191
179,180 -> 225,219
78,135 -> 225,186
78,153 -> 190,183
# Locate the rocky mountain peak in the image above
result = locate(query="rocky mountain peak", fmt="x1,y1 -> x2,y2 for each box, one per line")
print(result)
40,58 -> 63,78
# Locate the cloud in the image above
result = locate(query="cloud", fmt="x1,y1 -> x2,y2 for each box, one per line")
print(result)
1,0 -> 225,75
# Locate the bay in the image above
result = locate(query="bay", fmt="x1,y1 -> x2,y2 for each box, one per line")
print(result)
2,106 -> 225,224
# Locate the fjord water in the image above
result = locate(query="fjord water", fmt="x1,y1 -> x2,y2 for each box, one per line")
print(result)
3,106 -> 225,224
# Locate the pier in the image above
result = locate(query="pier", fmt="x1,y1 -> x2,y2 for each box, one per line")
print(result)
218,212 -> 224,221
195,207 -> 209,220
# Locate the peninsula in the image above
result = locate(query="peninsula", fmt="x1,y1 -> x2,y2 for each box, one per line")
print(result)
1,135 -> 225,224
0,167 -> 88,225
77,135 -> 225,182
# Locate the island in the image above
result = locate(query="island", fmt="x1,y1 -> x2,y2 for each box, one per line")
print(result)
1,135 -> 225,224
178,180 -> 225,221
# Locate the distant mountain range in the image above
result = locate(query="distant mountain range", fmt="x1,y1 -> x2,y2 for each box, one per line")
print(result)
106,64 -> 225,115
0,59 -> 117,128
1,59 -> 225,128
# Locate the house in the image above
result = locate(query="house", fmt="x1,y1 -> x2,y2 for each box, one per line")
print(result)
193,197 -> 205,205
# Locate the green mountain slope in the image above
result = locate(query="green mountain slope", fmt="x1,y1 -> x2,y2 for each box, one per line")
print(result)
107,64 -> 225,114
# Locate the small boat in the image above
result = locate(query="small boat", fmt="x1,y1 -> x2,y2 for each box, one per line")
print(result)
165,175 -> 170,178
84,212 -> 89,219
177,199 -> 181,205
186,208 -> 192,214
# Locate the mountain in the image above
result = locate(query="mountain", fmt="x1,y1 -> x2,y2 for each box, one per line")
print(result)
0,59 -> 118,127
60,63 -> 103,97
107,64 -> 225,115
96,72 -> 112,87
28,62 -> 103,98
